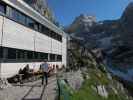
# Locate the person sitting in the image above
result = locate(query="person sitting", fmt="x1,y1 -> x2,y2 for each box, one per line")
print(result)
22,64 -> 30,79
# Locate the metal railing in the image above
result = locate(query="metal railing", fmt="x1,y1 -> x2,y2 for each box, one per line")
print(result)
57,75 -> 75,100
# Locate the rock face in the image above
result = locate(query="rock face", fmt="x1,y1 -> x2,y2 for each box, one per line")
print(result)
66,14 -> 98,49
23,0 -> 47,13
121,2 -> 133,33
113,2 -> 133,48
97,85 -> 108,98
65,36 -> 132,100
65,14 -> 121,49
63,70 -> 84,90
109,2 -> 133,63
91,20 -> 119,49
91,3 -> 133,48
66,14 -> 96,34
23,0 -> 54,21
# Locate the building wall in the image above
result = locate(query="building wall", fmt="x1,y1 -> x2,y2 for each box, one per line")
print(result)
35,32 -> 51,53
2,18 -> 35,51
51,38 -> 62,55
62,35 -> 67,67
2,17 -> 64,54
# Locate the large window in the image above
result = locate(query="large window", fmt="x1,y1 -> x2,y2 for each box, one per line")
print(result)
7,7 -> 19,22
7,7 -> 26,25
0,1 -> 6,14
0,47 -> 62,62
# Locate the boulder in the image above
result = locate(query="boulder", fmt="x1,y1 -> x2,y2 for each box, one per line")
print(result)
96,85 -> 108,98
63,70 -> 84,90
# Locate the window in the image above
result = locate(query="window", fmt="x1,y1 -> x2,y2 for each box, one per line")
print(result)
3,48 -> 8,59
57,55 -> 62,61
8,48 -> 16,59
0,1 -> 6,14
34,22 -> 39,31
58,35 -> 62,42
8,7 -> 19,22
0,47 -> 3,59
43,53 -> 48,60
50,31 -> 62,42
27,51 -> 34,59
26,17 -> 35,29
7,7 -> 26,25
34,52 -> 39,59
40,53 -> 48,60
26,17 -> 39,31
39,24 -> 42,32
17,50 -> 25,59
51,32 -> 56,39
0,46 -> 63,62
54,33 -> 58,40
40,53 -> 44,59
50,54 -> 56,61
42,26 -> 50,36
18,12 -> 26,25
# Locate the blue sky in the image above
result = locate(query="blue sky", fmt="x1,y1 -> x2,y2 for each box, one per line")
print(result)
47,0 -> 132,26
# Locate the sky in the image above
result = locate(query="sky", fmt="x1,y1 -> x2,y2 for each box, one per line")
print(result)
47,0 -> 133,26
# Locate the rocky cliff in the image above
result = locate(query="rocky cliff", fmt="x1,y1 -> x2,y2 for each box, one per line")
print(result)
109,2 -> 133,63
65,14 -> 98,49
63,36 -> 133,100
23,0 -> 54,22
65,2 -> 133,63
66,14 -> 96,34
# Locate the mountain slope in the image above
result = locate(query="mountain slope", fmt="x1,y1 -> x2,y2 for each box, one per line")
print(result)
59,37 -> 133,100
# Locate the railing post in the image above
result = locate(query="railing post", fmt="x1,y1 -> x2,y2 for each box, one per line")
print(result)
57,79 -> 61,100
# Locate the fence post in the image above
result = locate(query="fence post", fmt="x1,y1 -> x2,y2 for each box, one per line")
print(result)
57,79 -> 61,100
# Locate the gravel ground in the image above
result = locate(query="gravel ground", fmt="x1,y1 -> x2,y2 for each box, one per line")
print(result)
0,76 -> 57,100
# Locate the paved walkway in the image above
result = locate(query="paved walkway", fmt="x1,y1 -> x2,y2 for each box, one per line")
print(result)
0,76 -> 57,100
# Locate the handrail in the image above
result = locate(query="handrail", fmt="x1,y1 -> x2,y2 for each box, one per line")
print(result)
57,78 -> 71,100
